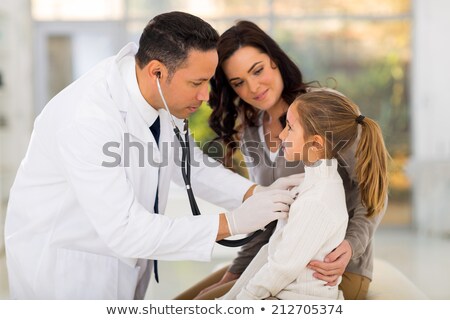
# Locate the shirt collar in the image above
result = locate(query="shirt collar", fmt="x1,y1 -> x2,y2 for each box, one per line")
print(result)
119,53 -> 159,127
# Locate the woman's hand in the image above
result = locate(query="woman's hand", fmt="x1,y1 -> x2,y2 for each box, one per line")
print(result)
195,271 -> 240,298
307,240 -> 352,286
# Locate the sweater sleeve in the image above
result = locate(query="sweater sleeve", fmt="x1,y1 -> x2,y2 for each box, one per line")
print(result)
236,199 -> 341,300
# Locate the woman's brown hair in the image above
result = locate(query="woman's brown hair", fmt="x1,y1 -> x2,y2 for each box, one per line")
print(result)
208,21 -> 309,167
293,91 -> 389,216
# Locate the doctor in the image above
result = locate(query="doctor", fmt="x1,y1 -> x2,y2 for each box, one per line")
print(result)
4,11 -> 298,299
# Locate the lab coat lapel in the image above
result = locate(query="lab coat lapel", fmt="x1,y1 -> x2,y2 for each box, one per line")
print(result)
156,110 -> 175,214
126,105 -> 160,160
105,44 -> 160,213
105,44 -> 160,156
107,44 -> 160,160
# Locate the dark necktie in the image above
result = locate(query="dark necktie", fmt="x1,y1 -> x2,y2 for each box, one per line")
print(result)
149,116 -> 160,283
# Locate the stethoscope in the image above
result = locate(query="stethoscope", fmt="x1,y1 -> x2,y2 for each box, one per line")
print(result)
156,73 -> 262,247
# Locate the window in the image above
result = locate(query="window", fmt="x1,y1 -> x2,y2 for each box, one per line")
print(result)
32,0 -> 412,224
32,0 -> 124,21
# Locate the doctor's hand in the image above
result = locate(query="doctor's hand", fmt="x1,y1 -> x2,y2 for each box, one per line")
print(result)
254,173 -> 305,193
225,190 -> 295,236
307,240 -> 353,286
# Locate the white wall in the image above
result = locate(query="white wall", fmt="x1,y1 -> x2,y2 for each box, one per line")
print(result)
0,0 -> 34,299
410,0 -> 450,235
33,21 -> 126,114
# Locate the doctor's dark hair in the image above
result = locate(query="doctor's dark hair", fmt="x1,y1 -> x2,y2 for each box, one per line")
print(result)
135,11 -> 219,77
208,20 -> 310,167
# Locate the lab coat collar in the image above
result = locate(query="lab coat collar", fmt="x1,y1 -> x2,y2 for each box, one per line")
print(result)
106,43 -> 158,144
121,52 -> 159,128
106,42 -> 136,113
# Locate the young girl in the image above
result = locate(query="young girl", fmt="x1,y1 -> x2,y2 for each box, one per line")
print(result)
221,91 -> 388,300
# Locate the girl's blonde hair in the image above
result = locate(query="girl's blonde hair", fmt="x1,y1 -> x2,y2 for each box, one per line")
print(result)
294,91 -> 389,217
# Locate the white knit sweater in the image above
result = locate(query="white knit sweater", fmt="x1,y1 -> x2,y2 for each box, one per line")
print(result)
222,159 -> 349,300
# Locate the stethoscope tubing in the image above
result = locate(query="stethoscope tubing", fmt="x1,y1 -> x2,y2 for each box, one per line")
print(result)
156,75 -> 262,247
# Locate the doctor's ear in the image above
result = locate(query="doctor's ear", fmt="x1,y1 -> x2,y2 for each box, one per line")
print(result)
146,60 -> 166,80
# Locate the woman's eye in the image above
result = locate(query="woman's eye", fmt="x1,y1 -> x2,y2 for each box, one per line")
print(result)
192,82 -> 202,87
232,81 -> 243,88
254,67 -> 264,75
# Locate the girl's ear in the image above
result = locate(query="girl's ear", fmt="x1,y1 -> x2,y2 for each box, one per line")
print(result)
312,135 -> 324,149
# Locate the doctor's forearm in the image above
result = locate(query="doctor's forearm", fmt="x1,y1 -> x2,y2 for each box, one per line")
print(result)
216,213 -> 231,240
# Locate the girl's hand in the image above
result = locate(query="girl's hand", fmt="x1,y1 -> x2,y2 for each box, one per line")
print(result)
307,240 -> 352,286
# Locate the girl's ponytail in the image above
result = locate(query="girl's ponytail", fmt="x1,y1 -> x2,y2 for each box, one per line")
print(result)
355,117 -> 389,217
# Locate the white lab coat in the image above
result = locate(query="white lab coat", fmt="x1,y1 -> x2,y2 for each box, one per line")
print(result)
4,43 -> 253,299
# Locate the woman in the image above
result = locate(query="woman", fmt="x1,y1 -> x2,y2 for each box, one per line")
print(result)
175,21 -> 386,300
222,91 -> 388,299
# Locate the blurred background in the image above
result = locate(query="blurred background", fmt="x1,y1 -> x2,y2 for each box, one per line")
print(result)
0,0 -> 449,299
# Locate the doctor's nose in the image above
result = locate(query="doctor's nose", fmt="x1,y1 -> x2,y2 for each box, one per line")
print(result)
196,83 -> 209,101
